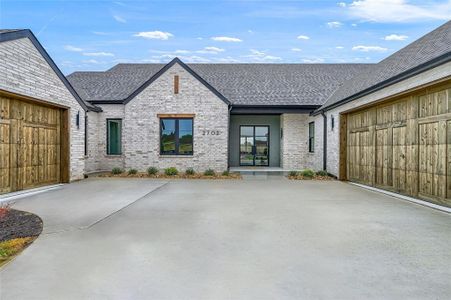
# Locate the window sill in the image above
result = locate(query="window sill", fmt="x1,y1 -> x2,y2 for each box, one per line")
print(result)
105,154 -> 123,158
159,154 -> 194,158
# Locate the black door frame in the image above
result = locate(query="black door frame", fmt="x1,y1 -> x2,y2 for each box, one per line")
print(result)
239,125 -> 270,166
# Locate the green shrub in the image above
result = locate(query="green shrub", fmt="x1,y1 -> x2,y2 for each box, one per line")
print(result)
147,167 -> 158,176
316,170 -> 328,177
222,170 -> 230,176
300,169 -> 315,178
288,170 -> 298,177
204,169 -> 215,176
128,169 -> 138,175
111,167 -> 123,175
165,167 -> 179,176
185,168 -> 195,175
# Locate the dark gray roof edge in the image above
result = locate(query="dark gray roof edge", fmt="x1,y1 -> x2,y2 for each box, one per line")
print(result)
123,57 -> 231,105
313,51 -> 451,116
0,29 -> 102,112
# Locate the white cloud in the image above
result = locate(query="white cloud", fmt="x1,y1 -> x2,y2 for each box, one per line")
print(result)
83,52 -> 115,57
113,15 -> 126,23
64,45 -> 83,52
297,35 -> 310,40
336,46 -> 345,49
197,46 -> 225,54
302,58 -> 325,63
327,21 -> 343,28
351,23 -> 358,26
134,31 -> 174,40
337,2 -> 347,7
245,49 -> 282,62
217,56 -> 241,63
248,30 -> 254,34
291,48 -> 302,52
173,50 -> 190,54
82,59 -> 101,64
352,45 -> 388,52
211,36 -> 242,42
384,34 -> 408,41
348,0 -> 451,22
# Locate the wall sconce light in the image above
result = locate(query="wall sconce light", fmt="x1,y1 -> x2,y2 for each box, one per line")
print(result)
331,115 -> 335,131
76,111 -> 80,129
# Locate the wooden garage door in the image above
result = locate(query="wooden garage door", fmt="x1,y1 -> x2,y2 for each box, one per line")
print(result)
0,94 -> 63,194
344,81 -> 451,207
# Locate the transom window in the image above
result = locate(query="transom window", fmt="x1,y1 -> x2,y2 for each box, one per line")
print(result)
308,122 -> 315,153
107,119 -> 122,155
160,118 -> 193,155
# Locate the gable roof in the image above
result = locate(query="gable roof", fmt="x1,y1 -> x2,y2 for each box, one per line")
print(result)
68,61 -> 372,106
0,29 -> 101,112
318,20 -> 451,112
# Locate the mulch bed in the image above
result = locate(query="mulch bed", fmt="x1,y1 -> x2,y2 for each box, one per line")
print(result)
288,175 -> 336,180
98,172 -> 242,180
0,209 -> 43,242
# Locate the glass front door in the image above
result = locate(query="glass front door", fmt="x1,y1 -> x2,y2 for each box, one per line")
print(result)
239,126 -> 269,166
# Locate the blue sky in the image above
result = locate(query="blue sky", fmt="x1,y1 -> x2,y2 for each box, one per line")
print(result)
1,0 -> 450,74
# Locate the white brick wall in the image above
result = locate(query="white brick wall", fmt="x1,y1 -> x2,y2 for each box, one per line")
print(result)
85,105 -> 125,172
0,37 -> 86,181
280,114 -> 310,170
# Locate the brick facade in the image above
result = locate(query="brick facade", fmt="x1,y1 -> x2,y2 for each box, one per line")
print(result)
87,63 -> 230,173
0,37 -> 86,181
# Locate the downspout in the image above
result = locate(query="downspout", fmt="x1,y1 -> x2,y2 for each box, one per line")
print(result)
321,111 -> 327,171
227,104 -> 232,170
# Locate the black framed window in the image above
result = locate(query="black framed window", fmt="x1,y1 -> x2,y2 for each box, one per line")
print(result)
160,118 -> 193,155
308,122 -> 315,153
107,119 -> 122,155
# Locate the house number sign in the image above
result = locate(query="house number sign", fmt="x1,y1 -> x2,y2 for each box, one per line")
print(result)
202,130 -> 221,136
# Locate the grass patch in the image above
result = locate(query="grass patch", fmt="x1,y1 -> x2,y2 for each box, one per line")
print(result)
111,167 -> 123,175
0,237 -> 34,267
288,169 -> 335,181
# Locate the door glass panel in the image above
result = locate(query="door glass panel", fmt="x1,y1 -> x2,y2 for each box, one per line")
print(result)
255,126 -> 268,137
239,126 -> 269,166
240,136 -> 254,165
240,126 -> 253,137
255,136 -> 269,166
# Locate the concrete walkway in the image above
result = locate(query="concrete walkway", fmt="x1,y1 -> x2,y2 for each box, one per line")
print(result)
1,178 -> 450,299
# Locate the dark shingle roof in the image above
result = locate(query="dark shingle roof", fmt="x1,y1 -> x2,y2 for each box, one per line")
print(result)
68,63 -> 371,106
320,20 -> 451,111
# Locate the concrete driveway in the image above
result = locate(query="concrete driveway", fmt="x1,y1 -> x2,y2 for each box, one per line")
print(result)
1,178 -> 450,299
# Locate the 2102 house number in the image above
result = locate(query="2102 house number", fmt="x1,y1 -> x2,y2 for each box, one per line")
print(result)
202,130 -> 221,136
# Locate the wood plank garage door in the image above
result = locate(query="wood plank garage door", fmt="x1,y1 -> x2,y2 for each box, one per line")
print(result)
0,93 -> 67,194
344,81 -> 451,207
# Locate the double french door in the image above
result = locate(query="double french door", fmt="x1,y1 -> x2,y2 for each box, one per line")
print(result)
239,125 -> 269,166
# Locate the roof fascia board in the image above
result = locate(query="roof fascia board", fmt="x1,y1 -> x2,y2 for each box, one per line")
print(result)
0,30 -> 102,112
123,57 -> 231,105
313,51 -> 451,115
231,105 -> 319,114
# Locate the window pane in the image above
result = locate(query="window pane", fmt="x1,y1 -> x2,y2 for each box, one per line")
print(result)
107,120 -> 121,155
161,119 -> 176,154
178,119 -> 193,154
255,126 -> 268,137
240,126 -> 253,137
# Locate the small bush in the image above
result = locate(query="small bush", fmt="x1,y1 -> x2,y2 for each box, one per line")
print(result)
204,169 -> 215,176
185,168 -> 195,175
288,170 -> 298,177
300,169 -> 315,178
165,167 -> 179,176
0,202 -> 11,218
128,169 -> 138,175
111,167 -> 123,175
222,170 -> 230,176
316,170 -> 328,177
147,167 -> 158,175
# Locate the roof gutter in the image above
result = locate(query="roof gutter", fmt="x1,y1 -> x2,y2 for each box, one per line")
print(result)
312,51 -> 451,116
